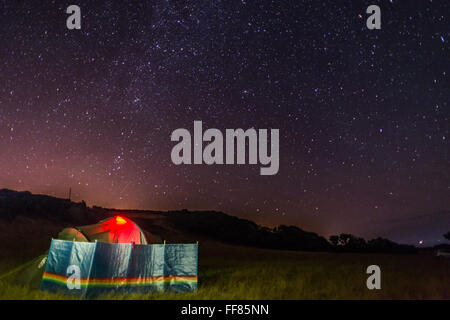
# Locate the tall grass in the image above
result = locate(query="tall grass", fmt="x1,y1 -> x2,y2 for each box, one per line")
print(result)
0,244 -> 448,299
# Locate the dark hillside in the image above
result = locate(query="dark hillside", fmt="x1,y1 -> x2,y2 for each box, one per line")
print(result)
0,189 -> 417,266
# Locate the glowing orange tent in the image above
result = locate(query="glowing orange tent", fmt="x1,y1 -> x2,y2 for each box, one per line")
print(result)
57,216 -> 148,244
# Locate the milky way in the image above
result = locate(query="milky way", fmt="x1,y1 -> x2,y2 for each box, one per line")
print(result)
0,1 -> 448,245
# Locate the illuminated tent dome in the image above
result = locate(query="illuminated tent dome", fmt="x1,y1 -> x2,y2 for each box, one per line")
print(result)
58,216 -> 148,244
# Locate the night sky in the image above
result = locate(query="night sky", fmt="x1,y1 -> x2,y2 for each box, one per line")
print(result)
0,1 -> 448,245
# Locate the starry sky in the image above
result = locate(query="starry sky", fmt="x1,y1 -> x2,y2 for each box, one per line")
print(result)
0,1 -> 448,245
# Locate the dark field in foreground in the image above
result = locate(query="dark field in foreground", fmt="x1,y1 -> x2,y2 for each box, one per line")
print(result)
1,241 -> 449,300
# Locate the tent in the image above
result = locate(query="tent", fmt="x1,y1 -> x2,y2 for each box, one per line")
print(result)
38,216 -> 197,296
58,215 -> 148,244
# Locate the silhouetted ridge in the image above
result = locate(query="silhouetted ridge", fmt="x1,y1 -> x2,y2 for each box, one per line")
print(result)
0,189 -> 92,223
0,189 -> 417,254
165,210 -> 331,251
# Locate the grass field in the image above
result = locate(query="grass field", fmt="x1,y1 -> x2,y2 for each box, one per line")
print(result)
0,241 -> 448,300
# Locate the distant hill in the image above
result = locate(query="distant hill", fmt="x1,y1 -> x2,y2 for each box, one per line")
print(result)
0,189 -> 419,263
0,189 -> 331,250
0,189 -> 95,224
160,210 -> 332,251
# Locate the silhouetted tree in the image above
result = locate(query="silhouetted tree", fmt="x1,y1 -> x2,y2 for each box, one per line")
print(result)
444,232 -> 450,240
338,233 -> 352,246
329,235 -> 339,246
